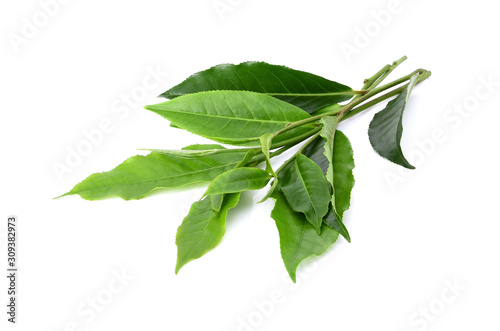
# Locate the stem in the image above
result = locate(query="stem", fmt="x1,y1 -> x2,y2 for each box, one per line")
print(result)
273,68 -> 428,136
368,56 -> 407,89
337,68 -> 428,120
266,90 -> 366,97
341,70 -> 431,121
341,85 -> 405,121
270,127 -> 321,149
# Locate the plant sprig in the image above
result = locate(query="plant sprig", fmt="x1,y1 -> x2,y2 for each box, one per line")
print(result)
59,57 -> 431,282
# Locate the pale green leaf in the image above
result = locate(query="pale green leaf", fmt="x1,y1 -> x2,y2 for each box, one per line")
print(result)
59,151 -> 248,200
204,168 -> 271,196
145,91 -> 314,146
175,193 -> 240,274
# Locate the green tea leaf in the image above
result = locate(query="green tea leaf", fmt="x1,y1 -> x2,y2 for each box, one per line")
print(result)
320,118 -> 355,225
320,117 -> 356,219
204,168 -> 271,196
301,136 -> 329,175
145,91 -> 315,146
330,130 -> 355,220
161,62 -> 354,113
210,194 -> 224,212
59,151 -> 248,200
260,133 -> 276,175
235,149 -> 257,168
280,154 -> 330,234
323,203 -> 351,243
271,191 -> 339,282
175,193 -> 240,274
368,74 -> 419,169
320,116 -> 340,188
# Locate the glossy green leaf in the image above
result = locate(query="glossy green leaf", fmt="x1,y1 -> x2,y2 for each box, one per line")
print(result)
160,62 -> 354,113
260,133 -> 276,175
320,118 -> 355,223
59,151 -> 248,200
145,91 -> 315,146
204,168 -> 271,196
323,203 -> 351,242
280,154 -> 330,234
271,191 -> 339,282
301,136 -> 329,175
330,130 -> 355,220
175,193 -> 240,274
320,116 -> 340,188
320,117 -> 356,220
368,74 -> 419,169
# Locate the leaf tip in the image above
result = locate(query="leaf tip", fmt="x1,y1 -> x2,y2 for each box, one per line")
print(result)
53,192 -> 71,200
174,260 -> 185,275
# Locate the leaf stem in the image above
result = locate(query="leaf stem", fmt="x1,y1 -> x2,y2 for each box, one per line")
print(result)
266,90 -> 366,97
272,67 -> 429,137
340,70 -> 431,121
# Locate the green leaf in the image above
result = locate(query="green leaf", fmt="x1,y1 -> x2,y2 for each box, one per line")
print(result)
320,116 -> 340,188
330,130 -> 355,220
260,133 -> 276,176
320,118 -> 355,225
210,194 -> 224,212
270,191 -> 339,282
59,151 -> 249,200
204,168 -> 271,196
320,118 -> 356,220
145,91 -> 315,146
280,154 -> 330,234
235,149 -> 256,168
301,136 -> 329,175
368,74 -> 419,169
160,61 -> 354,113
175,193 -> 240,274
323,203 -> 351,243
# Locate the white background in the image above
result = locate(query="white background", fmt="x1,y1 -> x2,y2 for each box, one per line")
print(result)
1,0 -> 499,330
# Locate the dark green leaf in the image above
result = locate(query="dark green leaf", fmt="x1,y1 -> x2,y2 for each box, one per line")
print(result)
145,91 -> 315,146
323,203 -> 351,242
161,62 -> 354,113
271,191 -> 339,282
368,74 -> 419,169
59,151 -> 248,200
280,154 -> 330,234
175,193 -> 240,274
301,136 -> 329,175
204,168 -> 271,196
